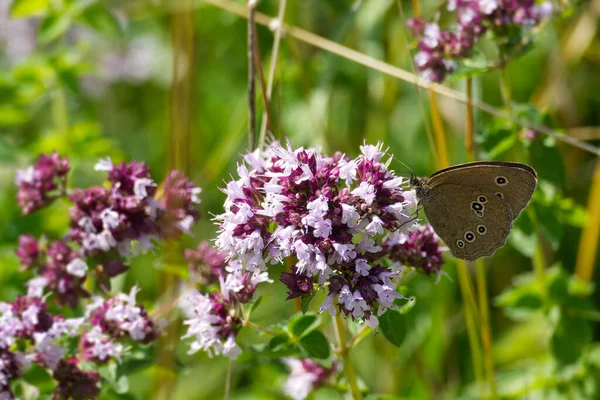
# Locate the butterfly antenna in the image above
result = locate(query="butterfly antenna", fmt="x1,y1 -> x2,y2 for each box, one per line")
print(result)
386,152 -> 415,177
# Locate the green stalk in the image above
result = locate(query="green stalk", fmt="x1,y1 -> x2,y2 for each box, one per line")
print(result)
334,315 -> 361,400
475,259 -> 498,399
457,260 -> 485,394
52,84 -> 69,141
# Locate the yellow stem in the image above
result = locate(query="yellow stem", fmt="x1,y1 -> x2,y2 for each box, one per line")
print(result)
575,156 -> 600,282
429,90 -> 450,169
475,259 -> 498,399
334,315 -> 361,400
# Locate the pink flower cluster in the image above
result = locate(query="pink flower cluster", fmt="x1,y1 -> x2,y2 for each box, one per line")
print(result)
283,358 -> 335,400
408,0 -> 553,82
180,263 -> 272,359
9,153 -> 203,399
0,287 -> 157,399
215,141 -> 443,327
14,154 -> 202,299
15,152 -> 69,215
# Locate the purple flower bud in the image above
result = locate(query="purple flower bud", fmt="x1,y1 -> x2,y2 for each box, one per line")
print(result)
386,225 -> 444,275
0,348 -> 23,399
52,357 -> 100,400
157,170 -> 202,240
15,235 -> 40,269
280,268 -> 313,300
184,241 -> 226,285
15,152 -> 69,215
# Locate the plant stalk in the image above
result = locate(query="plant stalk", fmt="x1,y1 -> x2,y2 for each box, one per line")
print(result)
575,156 -> 600,282
333,315 -> 361,400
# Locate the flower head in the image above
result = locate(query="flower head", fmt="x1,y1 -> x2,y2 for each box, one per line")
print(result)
15,152 -> 69,215
283,358 -> 335,400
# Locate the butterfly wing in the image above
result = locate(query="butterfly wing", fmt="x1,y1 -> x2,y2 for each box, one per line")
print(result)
420,184 -> 514,260
427,161 -> 537,217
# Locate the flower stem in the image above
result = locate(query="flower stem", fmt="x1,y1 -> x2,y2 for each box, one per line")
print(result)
429,90 -> 450,169
225,358 -> 233,400
475,259 -> 497,399
245,320 -> 277,336
258,0 -> 287,151
575,156 -> 600,282
52,84 -> 69,142
333,315 -> 361,400
247,0 -> 257,151
457,260 -> 485,395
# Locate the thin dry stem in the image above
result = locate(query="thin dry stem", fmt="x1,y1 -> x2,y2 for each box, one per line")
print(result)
258,0 -> 287,150
198,0 -> 600,156
247,1 -> 257,151
575,157 -> 600,281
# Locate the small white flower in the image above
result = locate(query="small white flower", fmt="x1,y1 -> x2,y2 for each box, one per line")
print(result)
414,51 -> 430,68
306,196 -> 329,217
383,176 -> 403,189
355,259 -> 371,276
66,258 -> 88,278
423,23 -> 441,48
222,335 -> 242,360
338,158 -> 357,185
14,166 -> 34,185
352,182 -> 376,206
177,215 -> 195,233
26,277 -> 48,298
341,204 -> 360,228
479,0 -> 499,15
365,216 -> 384,235
191,187 -> 202,203
133,178 -> 155,200
100,209 -> 120,231
359,142 -> 384,162
331,243 -> 357,264
94,157 -> 113,171
356,237 -> 382,254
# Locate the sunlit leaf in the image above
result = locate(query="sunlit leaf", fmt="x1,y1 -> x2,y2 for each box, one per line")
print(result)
78,4 -> 123,38
38,13 -> 73,44
10,0 -> 49,18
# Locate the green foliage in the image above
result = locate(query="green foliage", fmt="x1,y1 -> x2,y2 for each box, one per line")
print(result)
1,0 -> 600,399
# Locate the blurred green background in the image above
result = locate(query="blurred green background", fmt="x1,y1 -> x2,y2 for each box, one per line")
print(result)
1,0 -> 600,399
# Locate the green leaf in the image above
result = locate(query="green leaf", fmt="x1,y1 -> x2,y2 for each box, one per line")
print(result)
529,136 -> 566,189
299,330 -> 330,359
10,0 -> 50,18
288,313 -> 320,338
301,294 -> 315,314
38,13 -> 73,44
247,295 -> 267,319
547,269 -> 570,305
509,212 -> 537,257
78,4 -> 123,37
378,309 -> 406,347
551,310 -> 592,365
268,334 -> 291,352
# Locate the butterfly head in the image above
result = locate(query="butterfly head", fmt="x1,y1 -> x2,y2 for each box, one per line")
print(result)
409,174 -> 429,201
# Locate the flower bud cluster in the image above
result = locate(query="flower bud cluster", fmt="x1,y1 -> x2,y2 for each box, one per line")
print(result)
408,0 -> 553,82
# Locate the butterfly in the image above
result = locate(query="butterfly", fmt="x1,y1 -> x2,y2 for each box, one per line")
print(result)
409,161 -> 537,260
